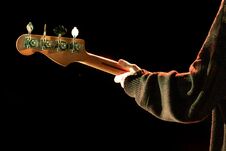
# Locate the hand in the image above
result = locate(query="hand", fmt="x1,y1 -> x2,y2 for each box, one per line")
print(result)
114,59 -> 141,88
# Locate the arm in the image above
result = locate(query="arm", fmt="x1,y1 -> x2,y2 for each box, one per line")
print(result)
115,1 -> 226,123
116,57 -> 212,123
122,59 -> 209,123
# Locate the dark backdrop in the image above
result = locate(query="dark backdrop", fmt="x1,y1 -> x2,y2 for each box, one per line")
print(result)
3,0 -> 222,150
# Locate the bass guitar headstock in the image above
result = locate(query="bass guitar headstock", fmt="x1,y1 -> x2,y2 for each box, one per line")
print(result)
16,22 -> 87,67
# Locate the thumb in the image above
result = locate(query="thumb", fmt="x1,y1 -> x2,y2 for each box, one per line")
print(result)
114,72 -> 132,88
118,59 -> 141,72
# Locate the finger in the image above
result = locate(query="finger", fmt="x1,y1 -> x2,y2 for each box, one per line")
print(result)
114,75 -> 121,83
118,59 -> 141,72
118,59 -> 131,67
114,75 -> 125,88
130,64 -> 141,72
114,72 -> 129,83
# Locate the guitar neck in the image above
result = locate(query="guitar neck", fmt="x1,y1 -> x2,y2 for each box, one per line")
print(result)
80,52 -> 130,75
16,33 -> 130,75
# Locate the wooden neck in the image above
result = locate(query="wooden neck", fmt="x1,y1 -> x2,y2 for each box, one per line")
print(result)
79,52 -> 130,75
15,34 -> 130,75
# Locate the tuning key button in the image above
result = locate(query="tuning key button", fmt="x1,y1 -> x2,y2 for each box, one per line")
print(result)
43,24 -> 47,36
26,22 -> 33,34
53,25 -> 67,37
71,27 -> 79,38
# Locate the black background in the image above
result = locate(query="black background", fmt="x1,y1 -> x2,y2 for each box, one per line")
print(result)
3,0 -> 222,150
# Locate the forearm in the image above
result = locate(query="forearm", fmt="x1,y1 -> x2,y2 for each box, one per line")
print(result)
123,64 -> 214,123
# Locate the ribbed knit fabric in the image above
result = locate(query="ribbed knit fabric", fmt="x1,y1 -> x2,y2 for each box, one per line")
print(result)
123,1 -> 226,150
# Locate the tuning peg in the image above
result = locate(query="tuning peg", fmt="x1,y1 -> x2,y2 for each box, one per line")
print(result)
71,27 -> 79,52
40,24 -> 47,50
26,22 -> 33,34
71,26 -> 79,38
43,24 -> 47,36
53,25 -> 67,51
53,25 -> 67,37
